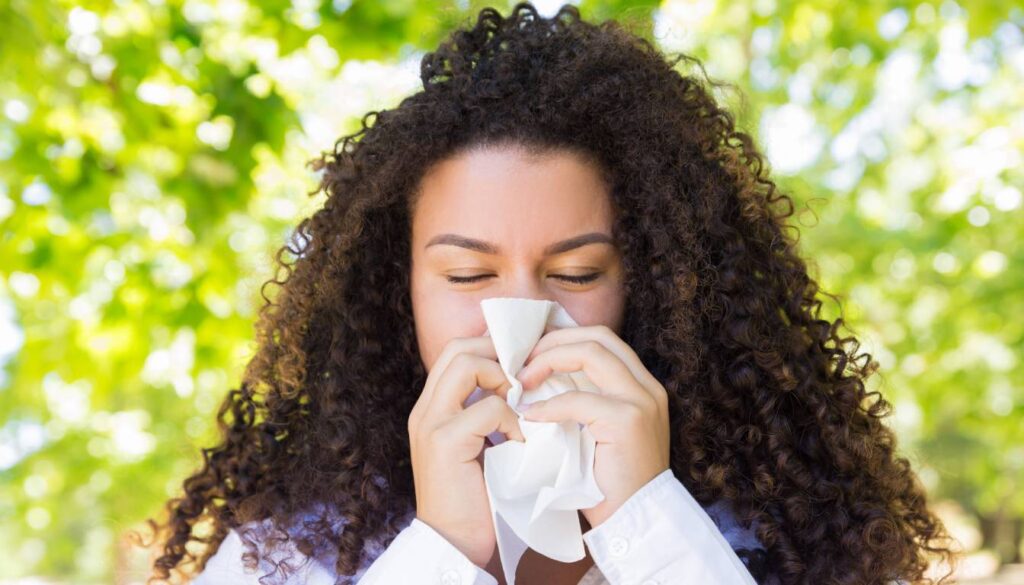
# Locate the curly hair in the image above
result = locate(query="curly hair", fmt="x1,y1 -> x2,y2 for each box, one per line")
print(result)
138,3 -> 960,584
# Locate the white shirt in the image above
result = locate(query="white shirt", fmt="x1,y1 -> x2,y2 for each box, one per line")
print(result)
194,468 -> 769,584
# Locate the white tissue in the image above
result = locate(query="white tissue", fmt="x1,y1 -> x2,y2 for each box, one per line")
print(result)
461,297 -> 605,585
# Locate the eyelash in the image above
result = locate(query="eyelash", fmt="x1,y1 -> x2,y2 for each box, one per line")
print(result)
445,273 -> 601,285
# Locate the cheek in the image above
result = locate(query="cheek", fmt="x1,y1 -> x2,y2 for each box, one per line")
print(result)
411,277 -> 488,372
559,287 -> 626,331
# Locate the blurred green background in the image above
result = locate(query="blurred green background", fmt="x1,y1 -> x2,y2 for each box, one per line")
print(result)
1,0 -> 1021,583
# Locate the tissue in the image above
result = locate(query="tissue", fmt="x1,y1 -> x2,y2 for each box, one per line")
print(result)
461,297 -> 605,585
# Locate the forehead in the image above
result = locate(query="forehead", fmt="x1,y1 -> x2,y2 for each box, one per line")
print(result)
411,146 -> 615,242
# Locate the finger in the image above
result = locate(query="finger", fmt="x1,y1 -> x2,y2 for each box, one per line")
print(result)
425,352 -> 514,418
450,394 -> 525,446
523,325 -> 661,393
422,337 -> 498,401
516,340 -> 648,403
412,337 -> 500,426
521,390 -> 626,438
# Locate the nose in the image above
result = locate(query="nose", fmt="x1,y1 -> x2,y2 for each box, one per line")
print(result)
500,269 -> 559,305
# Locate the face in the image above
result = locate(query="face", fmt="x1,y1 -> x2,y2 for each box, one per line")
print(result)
409,145 -> 626,372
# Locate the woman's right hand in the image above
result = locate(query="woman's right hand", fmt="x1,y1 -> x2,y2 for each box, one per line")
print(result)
407,336 -> 526,568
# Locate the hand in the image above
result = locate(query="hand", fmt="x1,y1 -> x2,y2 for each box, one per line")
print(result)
407,336 -> 525,568
514,325 -> 670,529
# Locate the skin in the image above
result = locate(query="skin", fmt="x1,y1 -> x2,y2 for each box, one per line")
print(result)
407,146 -> 670,583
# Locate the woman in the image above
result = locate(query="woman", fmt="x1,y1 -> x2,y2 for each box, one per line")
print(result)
142,3 -> 958,584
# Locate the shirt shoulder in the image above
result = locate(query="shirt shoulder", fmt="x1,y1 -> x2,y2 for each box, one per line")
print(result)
193,517 -> 337,585
194,497 -> 416,585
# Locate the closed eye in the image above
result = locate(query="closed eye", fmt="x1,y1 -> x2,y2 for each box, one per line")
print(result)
445,273 -> 601,285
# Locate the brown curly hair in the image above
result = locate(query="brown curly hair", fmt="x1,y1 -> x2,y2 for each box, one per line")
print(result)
138,3 -> 960,584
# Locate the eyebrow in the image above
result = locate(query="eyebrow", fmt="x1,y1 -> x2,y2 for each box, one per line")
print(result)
425,232 -> 615,256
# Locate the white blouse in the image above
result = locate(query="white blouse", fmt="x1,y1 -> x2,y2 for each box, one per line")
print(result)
193,468 -> 768,584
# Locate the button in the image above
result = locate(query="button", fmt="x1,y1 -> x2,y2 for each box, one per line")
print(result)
440,569 -> 461,585
608,535 -> 629,557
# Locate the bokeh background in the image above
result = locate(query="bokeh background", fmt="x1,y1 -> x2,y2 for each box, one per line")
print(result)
1,0 -> 1021,583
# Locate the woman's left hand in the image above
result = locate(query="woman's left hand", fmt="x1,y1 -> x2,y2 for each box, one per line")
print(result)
514,325 -> 671,529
